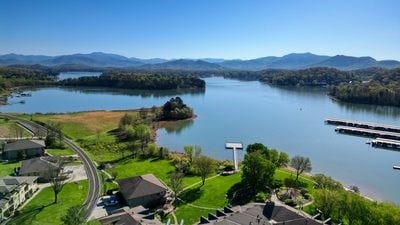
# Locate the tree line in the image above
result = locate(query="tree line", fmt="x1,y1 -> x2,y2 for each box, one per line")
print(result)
58,70 -> 205,90
329,68 -> 400,106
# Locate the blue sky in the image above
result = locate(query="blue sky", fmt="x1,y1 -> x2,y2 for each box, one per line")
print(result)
0,0 -> 399,60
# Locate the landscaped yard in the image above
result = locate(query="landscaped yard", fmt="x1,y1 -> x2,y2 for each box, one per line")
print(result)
171,168 -> 315,225
174,174 -> 241,225
9,180 -> 88,225
0,161 -> 20,176
107,158 -> 202,187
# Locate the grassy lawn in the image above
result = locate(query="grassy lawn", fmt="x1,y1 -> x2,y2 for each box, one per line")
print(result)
275,168 -> 315,192
25,110 -> 140,139
0,117 -> 32,137
172,169 -> 315,225
9,180 -> 88,225
46,147 -> 75,156
107,158 -> 201,187
8,181 -> 88,225
174,174 -> 241,225
0,161 -> 20,176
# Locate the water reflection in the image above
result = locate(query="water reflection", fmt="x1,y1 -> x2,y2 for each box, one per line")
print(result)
334,100 -> 400,119
161,119 -> 194,135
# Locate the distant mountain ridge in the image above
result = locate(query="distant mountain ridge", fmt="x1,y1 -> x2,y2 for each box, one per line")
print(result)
0,52 -> 399,71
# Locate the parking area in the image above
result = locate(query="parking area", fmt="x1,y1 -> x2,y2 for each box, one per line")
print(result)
89,195 -> 122,220
64,165 -> 87,182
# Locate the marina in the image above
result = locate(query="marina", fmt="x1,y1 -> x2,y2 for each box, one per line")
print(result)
326,118 -> 400,133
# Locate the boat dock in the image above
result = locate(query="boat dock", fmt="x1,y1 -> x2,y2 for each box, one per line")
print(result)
371,138 -> 400,150
335,126 -> 400,140
326,118 -> 400,133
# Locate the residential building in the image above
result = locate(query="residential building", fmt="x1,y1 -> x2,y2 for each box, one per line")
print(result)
117,174 -> 168,208
2,140 -> 45,160
198,202 -> 323,225
20,156 -> 59,182
0,176 -> 38,221
99,206 -> 163,225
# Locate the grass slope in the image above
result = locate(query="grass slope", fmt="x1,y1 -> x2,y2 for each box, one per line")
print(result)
9,180 -> 88,225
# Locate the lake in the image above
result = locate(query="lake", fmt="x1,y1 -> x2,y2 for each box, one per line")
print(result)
1,73 -> 400,204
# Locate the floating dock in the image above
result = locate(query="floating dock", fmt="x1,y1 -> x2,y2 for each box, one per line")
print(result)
335,126 -> 400,140
326,118 -> 400,133
371,138 -> 400,150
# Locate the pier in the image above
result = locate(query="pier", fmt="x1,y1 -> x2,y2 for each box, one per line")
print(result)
371,138 -> 400,150
335,126 -> 400,140
326,118 -> 400,133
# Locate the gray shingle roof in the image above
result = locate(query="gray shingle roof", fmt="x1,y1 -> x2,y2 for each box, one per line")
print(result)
117,174 -> 168,200
202,202 -> 323,225
20,156 -> 58,175
3,140 -> 45,152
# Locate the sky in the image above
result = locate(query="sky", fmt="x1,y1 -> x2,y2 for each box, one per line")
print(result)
0,0 -> 399,60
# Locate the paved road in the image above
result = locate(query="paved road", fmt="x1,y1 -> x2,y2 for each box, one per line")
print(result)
0,113 -> 101,219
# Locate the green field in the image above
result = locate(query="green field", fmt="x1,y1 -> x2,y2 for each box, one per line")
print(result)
9,180 -> 88,225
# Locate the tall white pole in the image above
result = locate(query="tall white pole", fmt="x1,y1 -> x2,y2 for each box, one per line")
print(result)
233,147 -> 238,171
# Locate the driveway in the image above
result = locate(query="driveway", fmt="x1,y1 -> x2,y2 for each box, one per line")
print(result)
64,165 -> 87,182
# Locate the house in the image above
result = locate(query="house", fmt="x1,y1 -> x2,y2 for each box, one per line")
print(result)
0,176 -> 38,221
117,174 -> 168,208
19,156 -> 59,182
198,202 -> 323,225
98,206 -> 163,225
2,140 -> 45,160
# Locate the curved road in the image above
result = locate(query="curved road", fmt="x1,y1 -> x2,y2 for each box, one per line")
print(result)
0,113 -> 101,219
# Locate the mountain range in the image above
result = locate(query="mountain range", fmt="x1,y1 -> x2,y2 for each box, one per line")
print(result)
1,52 -> 399,71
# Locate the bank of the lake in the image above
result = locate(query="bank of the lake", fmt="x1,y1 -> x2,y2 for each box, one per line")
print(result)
1,74 -> 400,204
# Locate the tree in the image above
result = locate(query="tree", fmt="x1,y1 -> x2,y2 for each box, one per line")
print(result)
169,172 -> 184,197
61,205 -> 87,225
194,155 -> 215,186
48,157 -> 67,203
290,155 -> 312,184
277,152 -> 290,167
312,174 -> 343,190
48,121 -> 63,146
242,152 -> 276,191
134,124 -> 151,153
246,143 -> 268,154
184,145 -> 194,163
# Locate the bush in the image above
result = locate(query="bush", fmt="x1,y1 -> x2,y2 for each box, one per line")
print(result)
284,177 -> 296,188
284,198 -> 296,206
255,192 -> 270,202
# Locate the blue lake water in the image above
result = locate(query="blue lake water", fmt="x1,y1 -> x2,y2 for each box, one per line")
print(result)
1,74 -> 400,204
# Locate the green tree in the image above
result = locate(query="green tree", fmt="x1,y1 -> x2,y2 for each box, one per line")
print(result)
277,152 -> 290,167
169,172 -> 184,197
290,155 -> 312,184
242,152 -> 276,191
61,205 -> 87,225
134,124 -> 151,153
194,155 -> 215,186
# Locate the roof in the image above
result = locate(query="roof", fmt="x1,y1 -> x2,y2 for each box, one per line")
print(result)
99,206 -> 163,225
20,156 -> 59,175
117,174 -> 168,200
3,139 -> 45,152
0,176 -> 38,195
201,202 -> 323,225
